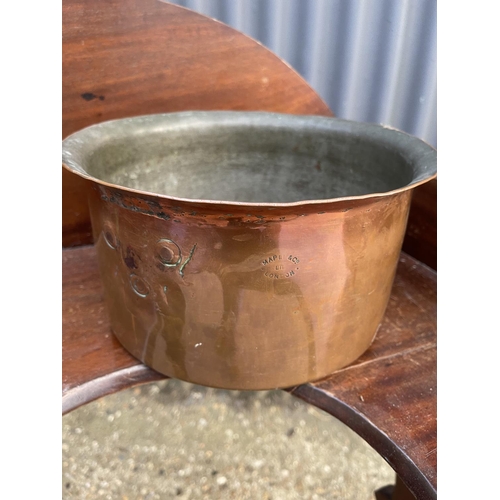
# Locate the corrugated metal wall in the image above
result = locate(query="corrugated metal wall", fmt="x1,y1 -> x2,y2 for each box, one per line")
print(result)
168,0 -> 436,147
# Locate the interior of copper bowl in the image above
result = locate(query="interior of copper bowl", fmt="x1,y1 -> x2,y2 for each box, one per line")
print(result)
66,113 -> 432,204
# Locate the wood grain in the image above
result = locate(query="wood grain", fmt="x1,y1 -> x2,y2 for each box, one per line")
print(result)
402,179 -> 437,270
63,245 -> 436,498
62,0 -> 332,247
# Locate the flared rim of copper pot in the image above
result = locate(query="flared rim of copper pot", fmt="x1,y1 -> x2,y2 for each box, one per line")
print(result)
62,111 -> 436,208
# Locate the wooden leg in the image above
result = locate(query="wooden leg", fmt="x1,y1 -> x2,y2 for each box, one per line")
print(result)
375,476 -> 416,500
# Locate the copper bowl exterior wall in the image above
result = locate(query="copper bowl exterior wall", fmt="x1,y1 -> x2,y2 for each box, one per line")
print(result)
62,112 -> 436,390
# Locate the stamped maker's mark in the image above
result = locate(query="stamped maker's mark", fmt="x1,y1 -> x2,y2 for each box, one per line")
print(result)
262,254 -> 300,279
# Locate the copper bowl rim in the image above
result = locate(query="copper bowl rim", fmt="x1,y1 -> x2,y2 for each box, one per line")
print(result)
62,111 -> 437,209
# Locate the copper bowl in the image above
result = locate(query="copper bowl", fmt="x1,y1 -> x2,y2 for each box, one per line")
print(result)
62,112 -> 436,389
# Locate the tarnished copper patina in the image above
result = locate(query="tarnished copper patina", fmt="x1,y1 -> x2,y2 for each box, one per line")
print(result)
62,112 -> 436,389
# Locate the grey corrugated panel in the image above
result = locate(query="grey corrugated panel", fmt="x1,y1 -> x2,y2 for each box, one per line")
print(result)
167,0 -> 436,147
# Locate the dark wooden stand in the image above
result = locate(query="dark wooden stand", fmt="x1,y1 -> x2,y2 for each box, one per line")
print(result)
63,2 -> 437,499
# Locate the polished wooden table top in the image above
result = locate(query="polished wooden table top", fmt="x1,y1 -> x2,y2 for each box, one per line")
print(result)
63,245 -> 436,499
